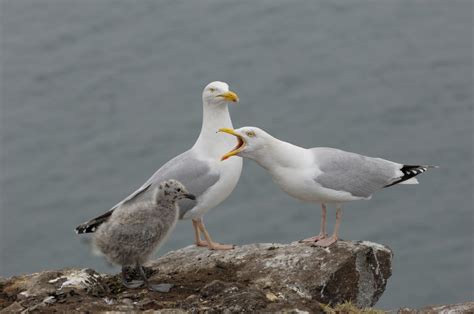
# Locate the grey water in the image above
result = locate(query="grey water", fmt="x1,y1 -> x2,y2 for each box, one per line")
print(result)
0,0 -> 472,309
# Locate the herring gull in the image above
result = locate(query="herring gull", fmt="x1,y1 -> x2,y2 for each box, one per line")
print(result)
76,81 -> 243,250
219,126 -> 436,247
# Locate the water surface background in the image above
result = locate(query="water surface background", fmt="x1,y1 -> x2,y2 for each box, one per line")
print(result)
1,0 -> 472,309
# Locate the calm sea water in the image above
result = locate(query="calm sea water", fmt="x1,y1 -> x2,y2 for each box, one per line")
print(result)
1,0 -> 472,309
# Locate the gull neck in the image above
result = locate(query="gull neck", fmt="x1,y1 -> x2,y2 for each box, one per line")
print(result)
193,103 -> 234,152
253,137 -> 309,171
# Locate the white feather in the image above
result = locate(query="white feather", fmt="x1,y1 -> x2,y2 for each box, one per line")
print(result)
400,177 -> 419,184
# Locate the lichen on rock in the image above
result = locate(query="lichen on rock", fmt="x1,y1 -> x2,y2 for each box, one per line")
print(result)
0,241 -> 393,312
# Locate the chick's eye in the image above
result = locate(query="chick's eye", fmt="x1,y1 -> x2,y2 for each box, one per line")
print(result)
177,188 -> 181,192
246,131 -> 256,137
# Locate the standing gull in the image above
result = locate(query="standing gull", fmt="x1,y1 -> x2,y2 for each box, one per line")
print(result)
219,126 -> 436,247
94,179 -> 195,291
76,81 -> 243,250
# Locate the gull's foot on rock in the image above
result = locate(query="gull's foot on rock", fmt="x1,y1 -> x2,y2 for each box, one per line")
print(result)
300,233 -> 327,243
195,240 -> 209,247
147,283 -> 174,293
312,236 -> 338,247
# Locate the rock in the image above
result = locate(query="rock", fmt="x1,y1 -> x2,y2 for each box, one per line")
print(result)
0,302 -> 24,313
397,302 -> 474,313
0,241 -> 393,312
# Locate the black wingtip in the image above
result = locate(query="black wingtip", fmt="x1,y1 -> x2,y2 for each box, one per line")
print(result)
384,164 -> 433,188
75,210 -> 114,234
75,224 -> 98,234
75,222 -> 98,234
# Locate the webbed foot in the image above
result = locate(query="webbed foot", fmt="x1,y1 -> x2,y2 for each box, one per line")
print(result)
300,233 -> 327,243
312,235 -> 338,247
195,240 -> 209,247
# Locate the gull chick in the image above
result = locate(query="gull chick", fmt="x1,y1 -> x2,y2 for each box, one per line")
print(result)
94,179 -> 195,291
219,127 -> 436,247
76,81 -> 243,250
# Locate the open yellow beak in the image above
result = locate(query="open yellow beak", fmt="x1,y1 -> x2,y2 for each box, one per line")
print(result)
218,128 -> 245,161
217,91 -> 239,102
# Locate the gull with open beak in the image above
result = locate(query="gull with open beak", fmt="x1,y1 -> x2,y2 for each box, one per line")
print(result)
76,81 -> 243,250
219,126 -> 435,247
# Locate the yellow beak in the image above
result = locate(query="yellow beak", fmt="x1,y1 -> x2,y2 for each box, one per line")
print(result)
217,91 -> 239,102
218,128 -> 239,136
218,128 -> 245,161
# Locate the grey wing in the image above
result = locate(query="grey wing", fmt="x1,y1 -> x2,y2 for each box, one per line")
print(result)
77,150 -> 219,234
116,149 -> 220,218
312,147 -> 401,198
75,184 -> 154,234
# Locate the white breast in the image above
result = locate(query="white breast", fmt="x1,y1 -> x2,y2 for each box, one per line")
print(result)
183,156 -> 242,219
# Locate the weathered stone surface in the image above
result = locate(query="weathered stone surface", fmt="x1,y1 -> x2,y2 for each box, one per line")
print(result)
397,302 -> 474,313
0,241 -> 393,312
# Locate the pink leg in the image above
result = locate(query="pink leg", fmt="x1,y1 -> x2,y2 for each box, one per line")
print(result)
314,206 -> 342,247
301,203 -> 328,242
196,218 -> 234,250
192,219 -> 208,247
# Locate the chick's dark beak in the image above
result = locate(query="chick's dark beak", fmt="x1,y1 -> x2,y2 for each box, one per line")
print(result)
184,193 -> 196,200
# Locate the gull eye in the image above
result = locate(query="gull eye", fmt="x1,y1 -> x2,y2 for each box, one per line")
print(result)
246,131 -> 256,137
209,88 -> 216,93
177,188 -> 181,192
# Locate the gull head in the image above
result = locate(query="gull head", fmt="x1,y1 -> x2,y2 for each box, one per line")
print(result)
155,179 -> 196,203
202,81 -> 239,106
218,127 -> 269,160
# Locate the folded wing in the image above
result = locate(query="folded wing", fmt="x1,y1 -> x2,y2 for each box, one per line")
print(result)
312,147 -> 403,199
75,149 -> 219,234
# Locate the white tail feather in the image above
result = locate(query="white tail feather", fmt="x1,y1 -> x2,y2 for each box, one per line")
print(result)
400,177 -> 419,184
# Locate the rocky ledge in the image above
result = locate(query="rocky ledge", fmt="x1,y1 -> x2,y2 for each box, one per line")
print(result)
0,241 -> 393,313
398,302 -> 474,313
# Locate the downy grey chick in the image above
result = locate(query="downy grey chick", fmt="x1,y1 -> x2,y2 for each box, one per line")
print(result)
93,179 -> 195,291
